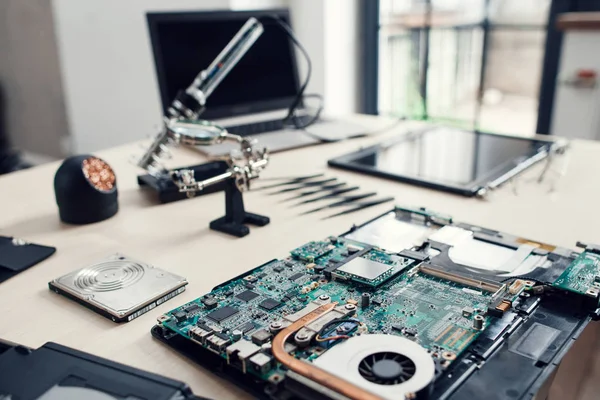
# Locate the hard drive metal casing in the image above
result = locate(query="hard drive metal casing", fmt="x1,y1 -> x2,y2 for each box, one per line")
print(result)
49,254 -> 187,322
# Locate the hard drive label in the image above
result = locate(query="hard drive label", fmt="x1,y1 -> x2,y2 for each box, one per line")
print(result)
128,286 -> 187,322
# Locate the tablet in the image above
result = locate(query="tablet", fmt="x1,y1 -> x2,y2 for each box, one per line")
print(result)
328,127 -> 563,197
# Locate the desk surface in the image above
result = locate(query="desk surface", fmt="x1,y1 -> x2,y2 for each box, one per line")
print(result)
1,115 -> 599,399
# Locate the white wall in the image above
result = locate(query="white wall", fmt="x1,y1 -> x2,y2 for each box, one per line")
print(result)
288,0 -> 326,97
551,31 -> 600,141
323,0 -> 361,115
288,0 -> 361,115
52,0 -> 231,154
52,0 -> 361,153
0,0 -> 68,158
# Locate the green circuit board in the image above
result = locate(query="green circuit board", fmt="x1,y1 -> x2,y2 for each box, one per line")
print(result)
158,236 -> 499,382
290,240 -> 336,262
382,274 -> 492,353
552,251 -> 600,295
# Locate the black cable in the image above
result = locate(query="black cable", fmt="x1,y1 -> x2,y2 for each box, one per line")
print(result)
260,15 -> 324,130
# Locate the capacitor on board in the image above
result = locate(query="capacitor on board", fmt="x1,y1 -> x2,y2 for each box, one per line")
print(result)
473,314 -> 484,330
361,293 -> 371,309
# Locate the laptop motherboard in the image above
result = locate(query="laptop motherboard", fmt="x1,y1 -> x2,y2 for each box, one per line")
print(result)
152,207 -> 599,400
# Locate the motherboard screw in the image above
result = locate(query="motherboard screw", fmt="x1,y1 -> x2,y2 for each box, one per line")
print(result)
296,332 -> 309,340
270,321 -> 283,332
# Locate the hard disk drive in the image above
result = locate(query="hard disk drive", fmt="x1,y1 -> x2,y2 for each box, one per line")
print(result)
49,254 -> 187,322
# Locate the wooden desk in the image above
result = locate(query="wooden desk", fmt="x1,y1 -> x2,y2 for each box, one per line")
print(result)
1,115 -> 599,399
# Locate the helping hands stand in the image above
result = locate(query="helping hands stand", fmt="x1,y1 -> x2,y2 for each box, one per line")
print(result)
209,178 -> 270,237
136,17 -> 269,237
138,118 -> 270,238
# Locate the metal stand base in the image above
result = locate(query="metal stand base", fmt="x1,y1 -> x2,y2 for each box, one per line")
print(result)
210,179 -> 269,237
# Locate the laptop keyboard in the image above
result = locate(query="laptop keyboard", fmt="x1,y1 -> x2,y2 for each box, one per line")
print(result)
224,115 -> 313,136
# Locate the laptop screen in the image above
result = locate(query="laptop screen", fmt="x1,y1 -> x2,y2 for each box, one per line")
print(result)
147,10 -> 300,119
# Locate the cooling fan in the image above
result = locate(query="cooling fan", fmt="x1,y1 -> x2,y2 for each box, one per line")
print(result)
313,334 -> 435,400
49,254 -> 188,322
358,351 -> 417,386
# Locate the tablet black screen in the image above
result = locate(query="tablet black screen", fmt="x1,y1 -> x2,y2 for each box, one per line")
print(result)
343,128 -> 549,189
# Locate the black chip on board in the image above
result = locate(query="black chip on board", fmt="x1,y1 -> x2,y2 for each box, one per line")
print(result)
348,246 -> 360,254
206,306 -> 239,322
238,321 -> 255,333
236,290 -> 260,302
273,266 -> 284,273
314,264 -> 326,272
289,272 -> 305,281
257,273 -> 267,279
197,322 -> 212,331
251,329 -> 272,345
202,297 -> 218,309
174,311 -> 187,322
245,283 -> 255,289
259,298 -> 283,311
184,304 -> 200,313
404,327 -> 417,336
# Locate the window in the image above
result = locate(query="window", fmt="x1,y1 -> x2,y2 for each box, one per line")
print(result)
375,0 -> 550,135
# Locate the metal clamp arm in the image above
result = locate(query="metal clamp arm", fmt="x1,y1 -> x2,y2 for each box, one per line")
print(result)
172,153 -> 268,197
171,169 -> 234,194
137,17 -> 264,174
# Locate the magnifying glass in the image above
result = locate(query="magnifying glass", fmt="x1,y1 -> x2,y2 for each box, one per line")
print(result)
165,118 -> 242,147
